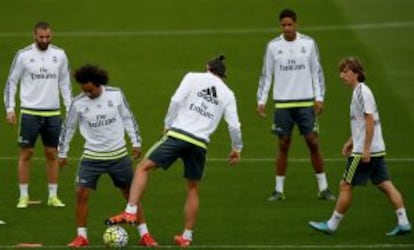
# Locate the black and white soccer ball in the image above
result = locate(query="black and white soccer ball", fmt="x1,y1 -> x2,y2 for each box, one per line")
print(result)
103,225 -> 128,248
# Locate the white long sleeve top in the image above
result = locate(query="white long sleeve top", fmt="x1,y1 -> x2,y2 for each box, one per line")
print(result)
58,86 -> 141,159
257,32 -> 325,107
164,72 -> 243,151
4,43 -> 72,113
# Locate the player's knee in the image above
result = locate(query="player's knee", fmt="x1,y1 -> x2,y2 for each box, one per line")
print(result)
278,138 -> 291,151
20,149 -> 34,161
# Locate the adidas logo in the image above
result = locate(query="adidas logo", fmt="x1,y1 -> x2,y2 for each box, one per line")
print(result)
197,86 -> 218,105
201,86 -> 217,98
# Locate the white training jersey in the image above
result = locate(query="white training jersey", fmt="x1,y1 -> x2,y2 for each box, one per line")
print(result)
4,43 -> 72,113
350,83 -> 385,155
257,32 -> 325,107
58,86 -> 141,159
164,72 -> 243,151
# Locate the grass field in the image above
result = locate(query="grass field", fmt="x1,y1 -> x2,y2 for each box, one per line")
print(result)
0,0 -> 413,248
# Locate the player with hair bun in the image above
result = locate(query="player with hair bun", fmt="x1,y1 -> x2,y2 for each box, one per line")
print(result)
106,55 -> 243,247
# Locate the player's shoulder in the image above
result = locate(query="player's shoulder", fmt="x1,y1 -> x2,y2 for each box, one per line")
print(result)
298,33 -> 316,43
48,44 -> 68,57
354,82 -> 374,98
267,35 -> 283,46
104,86 -> 124,99
71,93 -> 88,106
183,71 -> 203,78
18,44 -> 33,53
359,82 -> 374,94
181,72 -> 205,84
15,45 -> 34,58
221,82 -> 235,96
211,75 -> 235,97
105,86 -> 121,92
49,44 -> 65,52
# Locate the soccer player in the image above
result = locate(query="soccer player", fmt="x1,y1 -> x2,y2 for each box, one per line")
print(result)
256,9 -> 334,201
106,55 -> 243,247
59,65 -> 157,247
309,57 -> 411,236
3,21 -> 72,208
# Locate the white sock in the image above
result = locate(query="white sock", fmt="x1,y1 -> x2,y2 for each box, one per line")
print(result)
48,183 -> 58,198
182,229 -> 193,241
275,176 -> 285,193
396,208 -> 410,226
19,184 -> 29,198
77,227 -> 88,239
137,223 -> 149,237
327,211 -> 343,231
125,203 -> 138,214
315,172 -> 328,192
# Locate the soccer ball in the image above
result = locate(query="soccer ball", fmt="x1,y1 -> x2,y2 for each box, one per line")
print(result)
103,225 -> 128,248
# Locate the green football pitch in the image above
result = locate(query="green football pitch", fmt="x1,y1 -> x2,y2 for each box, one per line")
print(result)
0,0 -> 413,248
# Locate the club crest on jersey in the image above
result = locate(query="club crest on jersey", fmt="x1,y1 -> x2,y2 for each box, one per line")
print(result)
108,100 -> 113,108
197,86 -> 218,105
301,46 -> 306,54
52,56 -> 58,63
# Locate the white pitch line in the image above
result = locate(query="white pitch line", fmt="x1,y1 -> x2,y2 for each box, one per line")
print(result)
0,156 -> 413,162
1,244 -> 413,249
0,21 -> 413,38
207,158 -> 414,163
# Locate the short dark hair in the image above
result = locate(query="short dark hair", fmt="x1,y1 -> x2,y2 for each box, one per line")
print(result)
207,55 -> 226,78
338,57 -> 366,82
74,64 -> 109,86
34,21 -> 51,32
279,9 -> 297,21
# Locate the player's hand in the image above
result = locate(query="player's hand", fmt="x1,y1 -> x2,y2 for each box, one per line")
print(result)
361,150 -> 371,163
58,158 -> 68,168
314,101 -> 323,116
342,144 -> 352,157
132,147 -> 142,160
256,104 -> 266,118
6,111 -> 17,126
228,150 -> 241,166
341,141 -> 353,157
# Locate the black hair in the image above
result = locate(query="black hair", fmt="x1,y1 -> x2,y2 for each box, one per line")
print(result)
279,9 -> 297,21
34,21 -> 51,32
74,64 -> 109,86
207,55 -> 226,78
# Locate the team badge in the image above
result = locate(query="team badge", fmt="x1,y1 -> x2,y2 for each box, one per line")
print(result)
301,46 -> 306,53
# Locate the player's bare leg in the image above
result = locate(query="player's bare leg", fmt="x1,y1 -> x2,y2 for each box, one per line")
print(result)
377,181 -> 411,236
16,148 -> 34,208
174,180 -> 199,247
44,146 -> 65,207
120,186 -> 158,247
106,159 -> 156,225
67,187 -> 90,247
268,136 -> 290,201
305,133 -> 335,200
